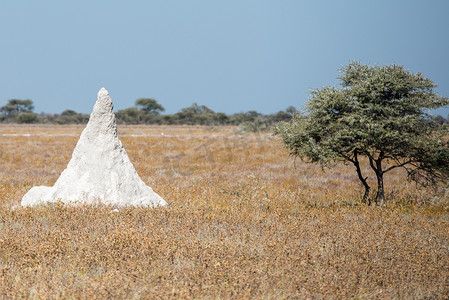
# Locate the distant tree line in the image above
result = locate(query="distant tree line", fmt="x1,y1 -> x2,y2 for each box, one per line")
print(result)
0,99 -> 91,125
0,97 -> 299,131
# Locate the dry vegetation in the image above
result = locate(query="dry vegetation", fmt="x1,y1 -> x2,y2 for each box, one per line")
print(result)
0,124 -> 448,298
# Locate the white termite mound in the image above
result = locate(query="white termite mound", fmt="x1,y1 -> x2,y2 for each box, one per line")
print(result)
21,88 -> 167,207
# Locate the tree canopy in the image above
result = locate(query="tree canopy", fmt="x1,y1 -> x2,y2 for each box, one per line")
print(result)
0,99 -> 34,116
135,98 -> 165,115
275,61 -> 449,205
0,99 -> 37,123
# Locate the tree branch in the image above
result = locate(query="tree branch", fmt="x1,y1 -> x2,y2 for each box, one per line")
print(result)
353,149 -> 371,204
383,159 -> 414,173
368,154 -> 377,173
337,150 -> 355,164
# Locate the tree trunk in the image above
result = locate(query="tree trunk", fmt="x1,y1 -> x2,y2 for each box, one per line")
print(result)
362,180 -> 371,205
376,170 -> 385,206
372,155 -> 385,206
368,153 -> 386,206
353,150 -> 371,205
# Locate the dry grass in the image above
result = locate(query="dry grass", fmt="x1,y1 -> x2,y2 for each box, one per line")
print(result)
0,124 -> 448,299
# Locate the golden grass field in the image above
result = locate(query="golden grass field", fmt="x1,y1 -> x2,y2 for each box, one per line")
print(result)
0,124 -> 448,298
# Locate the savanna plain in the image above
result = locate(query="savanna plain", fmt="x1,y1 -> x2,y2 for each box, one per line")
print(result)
0,124 -> 448,299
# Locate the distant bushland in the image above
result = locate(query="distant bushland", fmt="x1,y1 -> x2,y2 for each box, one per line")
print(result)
1,94 -> 447,129
0,98 -> 297,130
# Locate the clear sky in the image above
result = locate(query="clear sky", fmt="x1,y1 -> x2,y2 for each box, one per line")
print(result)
1,0 -> 448,116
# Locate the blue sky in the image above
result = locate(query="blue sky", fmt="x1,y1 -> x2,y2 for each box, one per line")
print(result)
1,0 -> 448,116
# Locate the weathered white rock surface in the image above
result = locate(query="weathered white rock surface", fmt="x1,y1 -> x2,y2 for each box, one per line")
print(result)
21,88 -> 167,207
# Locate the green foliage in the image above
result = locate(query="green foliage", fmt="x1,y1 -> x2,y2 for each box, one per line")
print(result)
0,96 -> 295,127
0,99 -> 34,122
237,119 -> 270,133
276,61 -> 449,205
2,99 -> 34,114
169,103 -> 226,125
180,102 -> 211,114
61,110 -> 78,116
54,110 -> 89,124
285,106 -> 297,115
0,104 -> 18,116
116,107 -> 145,124
431,115 -> 448,125
16,112 -> 38,123
135,98 -> 165,115
116,98 -> 165,124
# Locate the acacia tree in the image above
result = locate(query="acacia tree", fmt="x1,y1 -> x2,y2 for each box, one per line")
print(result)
275,61 -> 449,205
135,98 -> 165,115
0,99 -> 34,116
